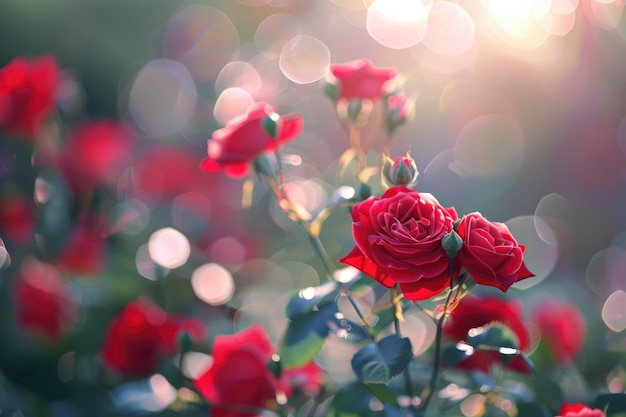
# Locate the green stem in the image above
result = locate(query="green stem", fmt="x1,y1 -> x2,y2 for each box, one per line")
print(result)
297,220 -> 336,282
421,278 -> 455,411
391,285 -> 415,409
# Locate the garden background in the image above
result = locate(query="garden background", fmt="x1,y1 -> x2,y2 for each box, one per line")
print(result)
1,0 -> 626,416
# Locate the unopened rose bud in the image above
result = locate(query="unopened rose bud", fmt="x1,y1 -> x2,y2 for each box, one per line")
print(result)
322,79 -> 340,102
347,99 -> 362,122
383,154 -> 418,186
261,113 -> 279,138
177,331 -> 194,354
355,182 -> 372,201
384,93 -> 413,135
442,230 -> 463,259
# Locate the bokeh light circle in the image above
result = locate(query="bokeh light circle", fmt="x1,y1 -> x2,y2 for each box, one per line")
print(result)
487,0 -> 552,50
279,35 -> 330,84
215,61 -> 262,96
366,0 -> 429,49
129,59 -> 197,138
423,1 -> 475,56
586,248 -> 626,297
603,290 -> 626,332
163,6 -> 240,81
254,14 -> 302,57
213,87 -> 255,126
191,263 -> 235,305
147,227 -> 190,269
452,114 -> 525,178
505,215 -> 558,289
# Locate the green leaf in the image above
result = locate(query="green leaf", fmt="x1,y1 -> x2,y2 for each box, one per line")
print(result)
261,113 -> 279,138
516,402 -> 551,417
466,323 -> 519,350
326,382 -> 377,417
365,383 -> 399,406
351,335 -> 413,384
330,315 -> 370,342
280,302 -> 337,369
442,343 -> 474,367
591,393 -> 626,415
285,281 -> 339,318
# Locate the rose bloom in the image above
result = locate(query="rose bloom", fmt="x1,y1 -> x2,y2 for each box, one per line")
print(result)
456,212 -> 534,292
200,102 -> 303,178
443,294 -> 532,374
194,324 -> 323,417
330,59 -> 397,101
60,120 -> 136,193
557,403 -> 605,417
100,300 -> 206,377
58,221 -> 106,276
0,193 -> 35,244
339,186 -> 458,300
0,55 -> 59,139
14,258 -> 75,343
531,299 -> 585,366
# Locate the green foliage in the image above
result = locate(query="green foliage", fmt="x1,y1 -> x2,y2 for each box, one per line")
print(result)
351,334 -> 413,384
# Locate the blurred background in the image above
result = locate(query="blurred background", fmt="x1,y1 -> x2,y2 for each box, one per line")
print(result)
1,0 -> 626,415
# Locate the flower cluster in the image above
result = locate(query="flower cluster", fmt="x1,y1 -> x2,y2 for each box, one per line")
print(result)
0,49 -> 610,417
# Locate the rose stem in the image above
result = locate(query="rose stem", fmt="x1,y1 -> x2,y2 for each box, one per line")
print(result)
269,150 -> 374,337
421,263 -> 455,411
391,284 -> 416,408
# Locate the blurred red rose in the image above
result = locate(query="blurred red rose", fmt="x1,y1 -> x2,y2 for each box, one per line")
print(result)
532,299 -> 585,366
330,59 -> 397,101
60,120 -> 135,193
200,102 -> 303,178
278,360 -> 324,398
443,294 -> 532,374
133,146 -> 205,203
58,220 -> 107,276
0,55 -> 59,139
14,258 -> 75,343
557,403 -> 605,417
456,212 -> 534,292
0,193 -> 35,244
100,300 -> 206,377
194,324 -> 322,417
339,186 -> 458,300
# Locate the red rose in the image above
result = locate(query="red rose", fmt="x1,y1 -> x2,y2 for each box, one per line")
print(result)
0,55 -> 59,139
339,186 -> 458,300
100,300 -> 206,377
557,403 -> 605,417
58,220 -> 107,275
278,360 -> 324,397
200,102 -> 303,178
443,294 -> 531,374
60,120 -> 136,193
194,324 -> 278,417
330,59 -> 397,101
0,193 -> 35,244
14,258 -> 75,343
194,324 -> 322,417
456,212 -> 534,292
531,299 -> 585,366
